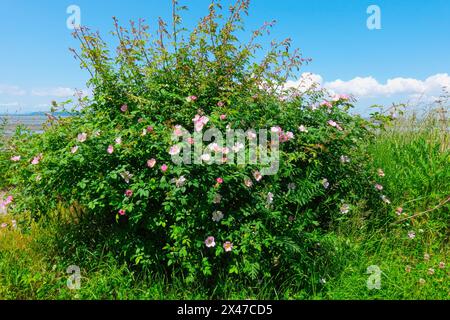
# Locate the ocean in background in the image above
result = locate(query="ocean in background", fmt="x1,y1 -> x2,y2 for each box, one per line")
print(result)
1,113 -> 446,137
1,115 -> 49,135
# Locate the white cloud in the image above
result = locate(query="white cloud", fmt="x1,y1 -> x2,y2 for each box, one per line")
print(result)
0,102 -> 19,107
323,73 -> 450,99
0,84 -> 26,96
285,73 -> 450,105
31,87 -> 77,97
285,72 -> 323,92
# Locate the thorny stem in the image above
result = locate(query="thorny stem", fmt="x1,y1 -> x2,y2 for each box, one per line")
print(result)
394,196 -> 450,224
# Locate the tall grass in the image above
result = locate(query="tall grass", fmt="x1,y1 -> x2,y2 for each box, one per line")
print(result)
324,106 -> 450,299
372,107 -> 449,206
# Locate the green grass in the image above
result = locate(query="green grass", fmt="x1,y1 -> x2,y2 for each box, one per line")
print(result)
1,108 -> 449,300
323,108 -> 450,300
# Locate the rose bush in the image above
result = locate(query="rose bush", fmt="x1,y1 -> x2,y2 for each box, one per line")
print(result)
1,0 -> 389,285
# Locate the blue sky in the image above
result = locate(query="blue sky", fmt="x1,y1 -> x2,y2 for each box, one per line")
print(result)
0,0 -> 449,114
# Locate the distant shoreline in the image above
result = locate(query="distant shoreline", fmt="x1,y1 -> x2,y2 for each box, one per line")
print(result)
0,111 -> 73,117
0,114 -> 60,135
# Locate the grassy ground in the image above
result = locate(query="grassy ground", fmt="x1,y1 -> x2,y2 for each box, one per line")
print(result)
1,109 -> 449,300
323,108 -> 450,299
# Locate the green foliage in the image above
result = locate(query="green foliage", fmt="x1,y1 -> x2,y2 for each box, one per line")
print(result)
0,104 -> 448,299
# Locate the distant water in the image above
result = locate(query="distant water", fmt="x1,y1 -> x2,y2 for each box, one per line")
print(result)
1,115 -> 48,135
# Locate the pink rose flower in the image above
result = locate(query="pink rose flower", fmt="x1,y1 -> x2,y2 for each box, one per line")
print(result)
285,131 -> 294,140
327,120 -> 337,127
107,145 -> 114,154
279,134 -> 289,143
381,195 -> 391,204
271,126 -> 282,134
253,171 -> 262,182
321,101 -> 333,108
192,115 -> 209,132
186,95 -> 198,103
327,120 -> 343,131
125,189 -> 133,197
120,104 -> 128,112
161,164 -> 168,172
173,125 -> 184,137
333,94 -> 350,101
340,204 -> 350,214
244,178 -> 253,188
232,142 -> 244,153
247,131 -> 257,140
120,171 -> 133,184
31,154 -> 43,165
3,196 -> 13,206
77,133 -> 87,143
223,241 -> 233,252
205,236 -> 216,248
71,146 -> 79,154
169,145 -> 181,156
147,158 -> 156,168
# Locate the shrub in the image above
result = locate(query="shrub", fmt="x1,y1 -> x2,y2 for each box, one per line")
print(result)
2,0 -> 385,286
